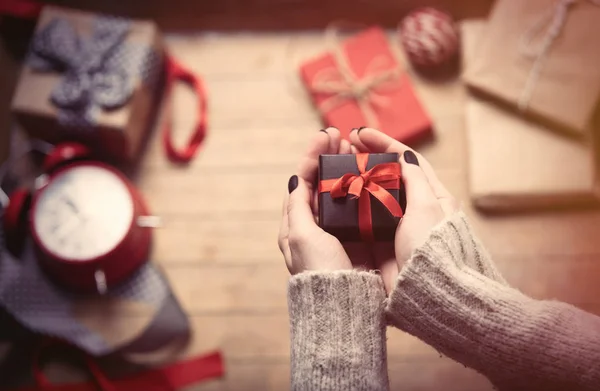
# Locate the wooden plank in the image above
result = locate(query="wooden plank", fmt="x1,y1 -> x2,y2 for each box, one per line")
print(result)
165,34 -> 295,77
137,167 -> 291,217
137,167 -> 464,216
162,260 -> 600,314
153,209 -> 600,265
147,168 -> 600,265
497,255 -> 600,303
190,361 -> 290,391
164,265 -> 289,314
181,315 -> 289,360
163,34 -> 466,116
145,159 -> 600,264
417,115 -> 467,169
145,154 -> 463,263
147,74 -> 463,133
467,208 -> 600,257
141,115 -> 466,172
141,125 -> 315,170
142,117 -> 466,176
167,32 -> 402,77
153,219 -> 282,265
166,77 -> 319,129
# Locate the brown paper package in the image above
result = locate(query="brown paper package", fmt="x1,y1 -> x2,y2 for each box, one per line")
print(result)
462,20 -> 600,211
11,6 -> 165,163
463,0 -> 600,138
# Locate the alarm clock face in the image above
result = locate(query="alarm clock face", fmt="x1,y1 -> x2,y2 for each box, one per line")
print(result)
32,164 -> 134,262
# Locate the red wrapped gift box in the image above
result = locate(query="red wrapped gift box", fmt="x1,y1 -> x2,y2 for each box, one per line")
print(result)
300,27 -> 432,144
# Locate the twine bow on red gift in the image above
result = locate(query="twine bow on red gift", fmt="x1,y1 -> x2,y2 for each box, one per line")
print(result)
308,24 -> 404,130
318,153 -> 403,242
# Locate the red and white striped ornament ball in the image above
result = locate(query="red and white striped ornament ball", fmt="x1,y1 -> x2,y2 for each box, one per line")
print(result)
399,7 -> 459,68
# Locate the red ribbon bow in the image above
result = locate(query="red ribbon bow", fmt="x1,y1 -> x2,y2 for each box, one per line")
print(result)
318,153 -> 403,242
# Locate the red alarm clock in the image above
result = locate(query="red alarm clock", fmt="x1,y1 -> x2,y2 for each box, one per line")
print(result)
2,142 -> 154,293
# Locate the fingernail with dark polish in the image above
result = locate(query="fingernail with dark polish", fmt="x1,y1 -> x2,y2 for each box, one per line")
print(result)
288,175 -> 299,193
319,128 -> 328,134
357,126 -> 366,134
403,150 -> 419,166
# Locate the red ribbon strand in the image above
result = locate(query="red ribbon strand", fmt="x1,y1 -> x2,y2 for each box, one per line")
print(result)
10,341 -> 224,391
162,55 -> 208,164
319,153 -> 403,242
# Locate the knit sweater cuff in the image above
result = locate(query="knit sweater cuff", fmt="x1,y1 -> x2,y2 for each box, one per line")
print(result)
422,211 -> 506,283
288,271 -> 388,391
386,212 -> 600,390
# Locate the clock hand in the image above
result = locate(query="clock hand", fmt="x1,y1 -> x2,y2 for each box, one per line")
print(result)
53,214 -> 81,240
61,195 -> 80,215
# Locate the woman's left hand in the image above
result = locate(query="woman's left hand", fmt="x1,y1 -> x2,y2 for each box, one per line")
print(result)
278,127 -> 354,274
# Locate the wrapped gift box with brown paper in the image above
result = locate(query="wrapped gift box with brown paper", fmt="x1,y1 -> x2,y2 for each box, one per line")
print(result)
463,0 -> 600,137
463,20 -> 600,211
11,6 -> 164,162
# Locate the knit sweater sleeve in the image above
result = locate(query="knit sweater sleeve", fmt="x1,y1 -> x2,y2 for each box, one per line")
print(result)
288,271 -> 389,391
386,212 -> 600,391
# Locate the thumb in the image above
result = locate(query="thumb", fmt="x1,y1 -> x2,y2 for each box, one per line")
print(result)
287,175 -> 317,232
400,150 -> 437,208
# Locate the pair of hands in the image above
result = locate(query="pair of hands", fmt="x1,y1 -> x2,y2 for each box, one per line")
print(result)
278,127 -> 458,293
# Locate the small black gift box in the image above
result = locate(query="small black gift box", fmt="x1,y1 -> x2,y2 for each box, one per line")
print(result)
318,153 -> 406,242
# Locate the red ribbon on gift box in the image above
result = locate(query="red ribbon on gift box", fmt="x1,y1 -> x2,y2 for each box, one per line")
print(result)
318,153 -> 403,242
8,341 -> 224,391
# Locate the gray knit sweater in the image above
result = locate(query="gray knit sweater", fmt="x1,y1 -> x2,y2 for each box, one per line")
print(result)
287,212 -> 600,391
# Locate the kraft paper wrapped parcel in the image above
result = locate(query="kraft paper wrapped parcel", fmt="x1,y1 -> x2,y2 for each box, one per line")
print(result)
462,19 -> 600,211
11,6 -> 164,162
463,0 -> 600,138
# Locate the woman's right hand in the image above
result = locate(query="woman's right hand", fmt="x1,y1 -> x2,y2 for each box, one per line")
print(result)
349,127 -> 459,293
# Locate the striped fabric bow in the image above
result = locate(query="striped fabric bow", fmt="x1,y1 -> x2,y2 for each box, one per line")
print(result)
29,16 -> 137,123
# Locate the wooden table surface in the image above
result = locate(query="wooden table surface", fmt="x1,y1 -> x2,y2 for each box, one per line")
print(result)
141,29 -> 600,390
4,26 -> 600,391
